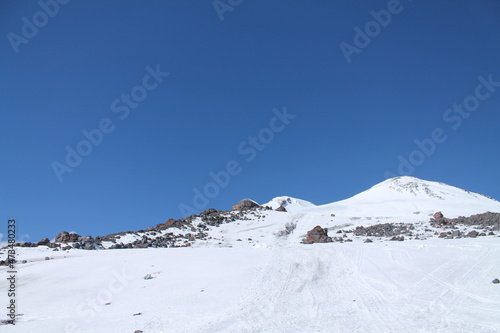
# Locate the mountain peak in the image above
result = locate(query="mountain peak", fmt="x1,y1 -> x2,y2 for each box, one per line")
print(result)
263,196 -> 316,212
379,176 -> 446,199
306,176 -> 500,218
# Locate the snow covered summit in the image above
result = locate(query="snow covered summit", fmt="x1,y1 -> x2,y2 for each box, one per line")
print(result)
306,176 -> 500,219
263,196 -> 316,212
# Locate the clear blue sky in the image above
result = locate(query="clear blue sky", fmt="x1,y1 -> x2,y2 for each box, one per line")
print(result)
1,0 -> 499,242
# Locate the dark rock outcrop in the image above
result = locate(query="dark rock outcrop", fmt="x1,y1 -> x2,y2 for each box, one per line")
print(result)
237,199 -> 260,210
433,211 -> 444,219
431,212 -> 500,230
466,230 -> 479,238
55,231 -> 81,243
37,238 -> 50,246
275,205 -> 287,212
303,226 -> 332,244
156,218 -> 177,230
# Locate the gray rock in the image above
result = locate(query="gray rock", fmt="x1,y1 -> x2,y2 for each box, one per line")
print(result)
466,230 -> 479,238
37,238 -> 50,246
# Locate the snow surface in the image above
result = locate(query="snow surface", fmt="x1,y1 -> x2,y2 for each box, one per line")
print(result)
1,239 -> 500,332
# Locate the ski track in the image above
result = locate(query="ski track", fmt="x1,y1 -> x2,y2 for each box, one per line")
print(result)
183,240 -> 500,333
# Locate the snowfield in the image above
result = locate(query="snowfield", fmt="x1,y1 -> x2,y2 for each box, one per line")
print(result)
2,176 -> 500,332
1,239 -> 500,332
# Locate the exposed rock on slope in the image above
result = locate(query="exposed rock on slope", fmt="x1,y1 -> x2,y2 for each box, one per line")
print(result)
303,226 -> 332,244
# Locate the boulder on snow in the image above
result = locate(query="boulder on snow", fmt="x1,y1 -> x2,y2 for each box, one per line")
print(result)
433,211 -> 444,219
275,205 -> 287,212
492,278 -> 500,284
237,198 -> 260,210
466,230 -> 479,238
303,226 -> 332,244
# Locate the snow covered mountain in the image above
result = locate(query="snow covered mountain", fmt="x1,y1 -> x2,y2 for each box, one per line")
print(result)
306,176 -> 500,218
2,176 -> 500,332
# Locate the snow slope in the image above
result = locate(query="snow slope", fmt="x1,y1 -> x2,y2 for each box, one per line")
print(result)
196,177 -> 500,249
1,239 -> 500,333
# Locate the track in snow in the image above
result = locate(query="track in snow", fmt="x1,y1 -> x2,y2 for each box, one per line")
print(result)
188,241 -> 500,333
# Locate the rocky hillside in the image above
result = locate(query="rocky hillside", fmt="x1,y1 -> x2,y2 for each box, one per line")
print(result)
5,177 -> 500,254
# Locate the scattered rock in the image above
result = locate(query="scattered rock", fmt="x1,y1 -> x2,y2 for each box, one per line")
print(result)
275,222 -> 297,238
433,212 -> 500,230
364,239 -> 373,243
144,274 -> 153,280
354,223 -> 414,238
